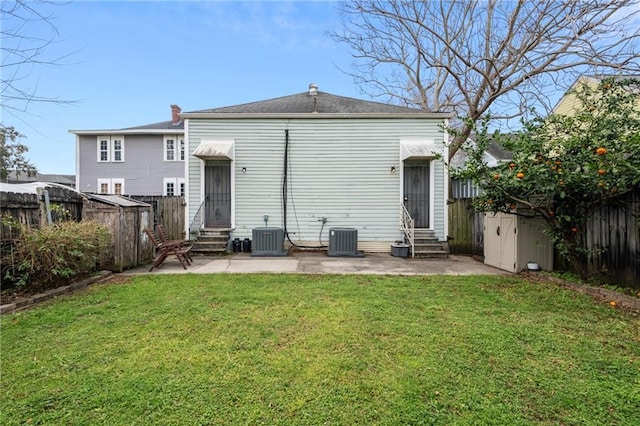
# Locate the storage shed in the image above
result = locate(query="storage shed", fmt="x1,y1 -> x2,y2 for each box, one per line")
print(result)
83,194 -> 154,272
484,212 -> 553,273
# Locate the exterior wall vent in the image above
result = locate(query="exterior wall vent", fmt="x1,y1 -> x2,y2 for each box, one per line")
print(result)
251,227 -> 287,256
328,227 -> 363,257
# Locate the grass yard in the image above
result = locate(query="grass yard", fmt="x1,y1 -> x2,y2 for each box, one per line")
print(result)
1,274 -> 639,425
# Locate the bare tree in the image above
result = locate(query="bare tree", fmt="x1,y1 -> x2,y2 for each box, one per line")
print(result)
1,0 -> 74,115
332,0 -> 640,159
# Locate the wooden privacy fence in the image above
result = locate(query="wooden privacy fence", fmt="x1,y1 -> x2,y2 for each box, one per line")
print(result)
1,184 -> 83,237
448,198 -> 483,256
584,190 -> 640,288
130,196 -> 186,241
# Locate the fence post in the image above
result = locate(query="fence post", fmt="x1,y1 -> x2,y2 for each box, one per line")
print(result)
36,187 -> 53,226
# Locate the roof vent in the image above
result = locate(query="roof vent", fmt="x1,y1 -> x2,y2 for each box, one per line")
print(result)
308,83 -> 318,96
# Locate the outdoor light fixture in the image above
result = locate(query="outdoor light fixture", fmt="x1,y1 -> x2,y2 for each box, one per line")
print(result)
242,167 -> 247,173
390,166 -> 397,174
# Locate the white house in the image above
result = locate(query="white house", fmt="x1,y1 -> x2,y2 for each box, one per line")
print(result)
182,84 -> 452,254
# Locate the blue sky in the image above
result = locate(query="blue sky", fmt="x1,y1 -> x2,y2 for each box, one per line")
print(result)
3,1 -> 359,174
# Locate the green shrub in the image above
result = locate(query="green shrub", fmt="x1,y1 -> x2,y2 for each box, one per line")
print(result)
2,220 -> 110,293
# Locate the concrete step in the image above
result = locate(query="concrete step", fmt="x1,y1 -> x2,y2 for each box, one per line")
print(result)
413,250 -> 450,259
191,243 -> 228,256
413,239 -> 450,259
190,228 -> 230,255
414,242 -> 447,251
414,229 -> 437,238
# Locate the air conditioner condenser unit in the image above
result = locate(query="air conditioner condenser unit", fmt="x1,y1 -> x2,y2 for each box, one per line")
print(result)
251,227 -> 287,256
328,227 -> 364,257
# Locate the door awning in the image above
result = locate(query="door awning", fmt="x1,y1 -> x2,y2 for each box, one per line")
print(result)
192,140 -> 234,160
401,138 -> 441,160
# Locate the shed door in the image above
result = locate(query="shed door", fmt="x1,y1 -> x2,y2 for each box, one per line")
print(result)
404,162 -> 430,228
484,213 -> 517,272
204,162 -> 231,228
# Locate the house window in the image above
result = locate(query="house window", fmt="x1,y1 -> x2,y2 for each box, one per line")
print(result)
97,178 -> 125,195
163,177 -> 185,196
113,138 -> 123,162
165,137 -> 175,161
166,182 -> 175,196
164,135 -> 184,161
99,138 -> 109,161
97,136 -> 125,162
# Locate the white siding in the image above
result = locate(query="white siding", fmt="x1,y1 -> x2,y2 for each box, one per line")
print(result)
187,118 -> 448,247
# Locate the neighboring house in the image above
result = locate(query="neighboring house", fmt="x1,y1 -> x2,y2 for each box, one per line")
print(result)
5,171 -> 76,189
69,105 -> 185,196
553,74 -> 640,115
182,84 -> 452,253
449,137 -> 513,199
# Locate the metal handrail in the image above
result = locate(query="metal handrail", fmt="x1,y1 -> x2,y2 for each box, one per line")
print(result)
400,203 -> 415,258
188,196 -> 207,241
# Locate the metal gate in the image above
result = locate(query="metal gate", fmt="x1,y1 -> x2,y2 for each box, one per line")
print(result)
204,162 -> 231,227
403,162 -> 430,228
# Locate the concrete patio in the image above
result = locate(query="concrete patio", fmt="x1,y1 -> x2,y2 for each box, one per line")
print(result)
123,252 -> 509,276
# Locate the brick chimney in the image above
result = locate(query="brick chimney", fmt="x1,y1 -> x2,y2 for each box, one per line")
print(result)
170,104 -> 182,125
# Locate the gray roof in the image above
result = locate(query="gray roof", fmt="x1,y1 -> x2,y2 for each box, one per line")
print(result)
121,120 -> 184,131
6,171 -> 75,186
485,141 -> 513,161
69,119 -> 183,135
188,91 -> 436,115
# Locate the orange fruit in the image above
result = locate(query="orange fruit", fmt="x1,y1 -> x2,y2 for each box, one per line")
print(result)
596,147 -> 607,155
516,172 -> 525,179
493,174 -> 500,180
571,227 -> 578,232
598,169 -> 605,175
609,301 -> 618,307
509,163 -> 516,170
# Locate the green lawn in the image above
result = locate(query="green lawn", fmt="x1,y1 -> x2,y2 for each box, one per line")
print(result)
2,274 -> 639,425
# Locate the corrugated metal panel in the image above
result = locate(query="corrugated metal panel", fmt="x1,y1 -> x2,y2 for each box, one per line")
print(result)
451,178 -> 481,199
187,118 -> 447,247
